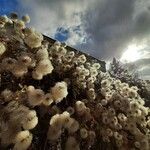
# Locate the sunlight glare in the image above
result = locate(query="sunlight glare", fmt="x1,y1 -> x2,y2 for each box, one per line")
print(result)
120,44 -> 142,63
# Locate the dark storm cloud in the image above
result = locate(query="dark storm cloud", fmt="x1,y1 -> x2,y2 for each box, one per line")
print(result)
21,0 -> 150,60
21,0 -> 150,79
77,0 -> 148,60
133,58 -> 150,67
22,0 -> 88,43
127,58 -> 150,79
134,9 -> 150,37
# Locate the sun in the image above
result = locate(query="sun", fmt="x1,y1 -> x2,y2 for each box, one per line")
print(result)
120,44 -> 142,63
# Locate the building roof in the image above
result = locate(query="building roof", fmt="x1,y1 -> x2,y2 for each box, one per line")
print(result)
44,35 -> 106,72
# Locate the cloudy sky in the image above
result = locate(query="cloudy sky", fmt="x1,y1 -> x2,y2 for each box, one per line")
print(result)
0,0 -> 150,79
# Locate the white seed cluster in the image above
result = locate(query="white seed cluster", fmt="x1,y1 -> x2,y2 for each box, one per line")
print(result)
24,30 -> 43,48
13,130 -> 33,150
48,111 -> 79,141
26,81 -> 68,106
32,46 -> 54,80
0,100 -> 37,149
1,89 -> 13,102
0,13 -> 149,150
0,42 -> 6,56
27,86 -> 45,106
32,59 -> 53,80
51,81 -> 68,103
80,128 -> 88,139
22,110 -> 38,130
22,15 -> 30,23
95,74 -> 150,149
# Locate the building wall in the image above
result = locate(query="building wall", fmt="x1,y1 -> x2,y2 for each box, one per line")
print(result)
44,35 -> 106,72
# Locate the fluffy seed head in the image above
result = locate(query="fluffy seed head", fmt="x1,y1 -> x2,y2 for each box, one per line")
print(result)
51,81 -> 68,103
0,42 -> 6,56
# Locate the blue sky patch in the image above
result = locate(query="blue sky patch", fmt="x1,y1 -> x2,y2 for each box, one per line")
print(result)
0,0 -> 32,17
54,27 -> 69,42
0,0 -> 20,15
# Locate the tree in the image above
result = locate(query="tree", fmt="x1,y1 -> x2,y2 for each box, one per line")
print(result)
109,58 -> 150,106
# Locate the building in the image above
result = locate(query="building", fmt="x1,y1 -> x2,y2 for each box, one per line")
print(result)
44,35 -> 106,72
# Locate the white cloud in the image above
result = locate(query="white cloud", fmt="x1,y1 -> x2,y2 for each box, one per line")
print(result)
19,0 -> 150,80
20,0 -> 89,45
